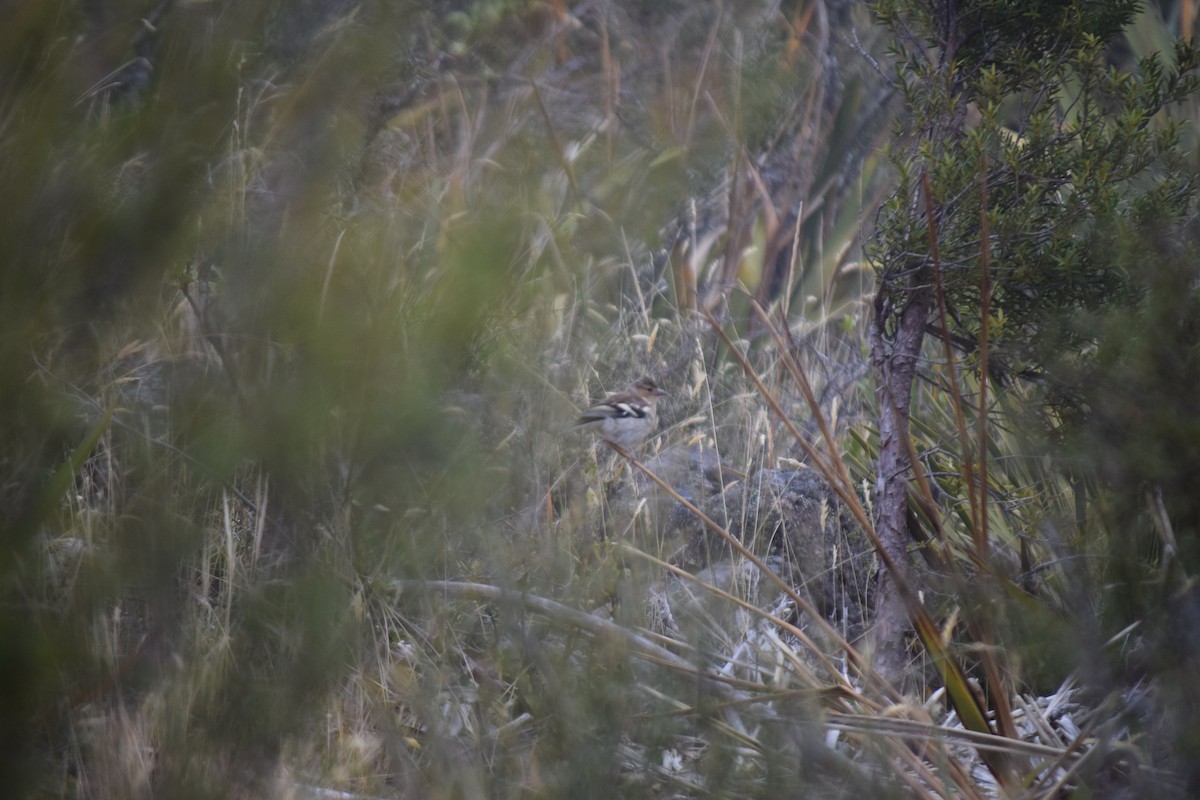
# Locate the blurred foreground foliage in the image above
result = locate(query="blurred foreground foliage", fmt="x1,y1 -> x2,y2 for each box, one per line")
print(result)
2,1 -> 890,797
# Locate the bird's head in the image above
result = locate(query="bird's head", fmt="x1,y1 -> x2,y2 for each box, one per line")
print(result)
633,377 -> 667,399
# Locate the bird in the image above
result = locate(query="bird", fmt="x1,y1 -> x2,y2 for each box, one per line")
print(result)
574,377 -> 667,450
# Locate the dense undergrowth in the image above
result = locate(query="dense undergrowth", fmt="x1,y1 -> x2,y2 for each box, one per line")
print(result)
3,1 -> 1200,798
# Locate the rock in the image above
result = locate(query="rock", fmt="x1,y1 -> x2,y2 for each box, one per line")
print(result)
715,469 -> 876,638
605,442 -> 734,547
603,454 -> 877,639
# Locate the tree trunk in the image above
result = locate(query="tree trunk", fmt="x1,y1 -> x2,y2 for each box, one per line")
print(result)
869,286 -> 930,683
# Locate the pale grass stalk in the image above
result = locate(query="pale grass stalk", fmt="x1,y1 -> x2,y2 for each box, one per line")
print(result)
683,9 -> 723,151
318,228 -> 347,324
222,489 -> 236,629
252,473 -> 268,570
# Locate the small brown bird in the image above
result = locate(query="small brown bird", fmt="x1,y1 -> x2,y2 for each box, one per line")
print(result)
575,377 -> 667,449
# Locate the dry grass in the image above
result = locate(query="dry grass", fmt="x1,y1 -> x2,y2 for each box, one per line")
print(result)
4,2 -> 1194,798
